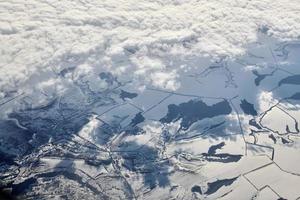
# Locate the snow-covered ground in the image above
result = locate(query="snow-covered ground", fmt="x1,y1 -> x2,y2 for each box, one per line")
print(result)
1,1 -> 300,200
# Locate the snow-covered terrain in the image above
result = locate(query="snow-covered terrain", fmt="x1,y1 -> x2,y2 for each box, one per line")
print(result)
1,1 -> 300,200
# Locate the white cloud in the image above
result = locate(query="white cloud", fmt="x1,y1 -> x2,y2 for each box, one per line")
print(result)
0,0 -> 300,97
258,90 -> 277,112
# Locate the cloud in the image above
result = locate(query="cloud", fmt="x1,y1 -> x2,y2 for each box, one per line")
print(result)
0,0 -> 300,98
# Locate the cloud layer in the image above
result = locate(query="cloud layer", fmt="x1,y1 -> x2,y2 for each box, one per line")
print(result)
1,0 -> 300,95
